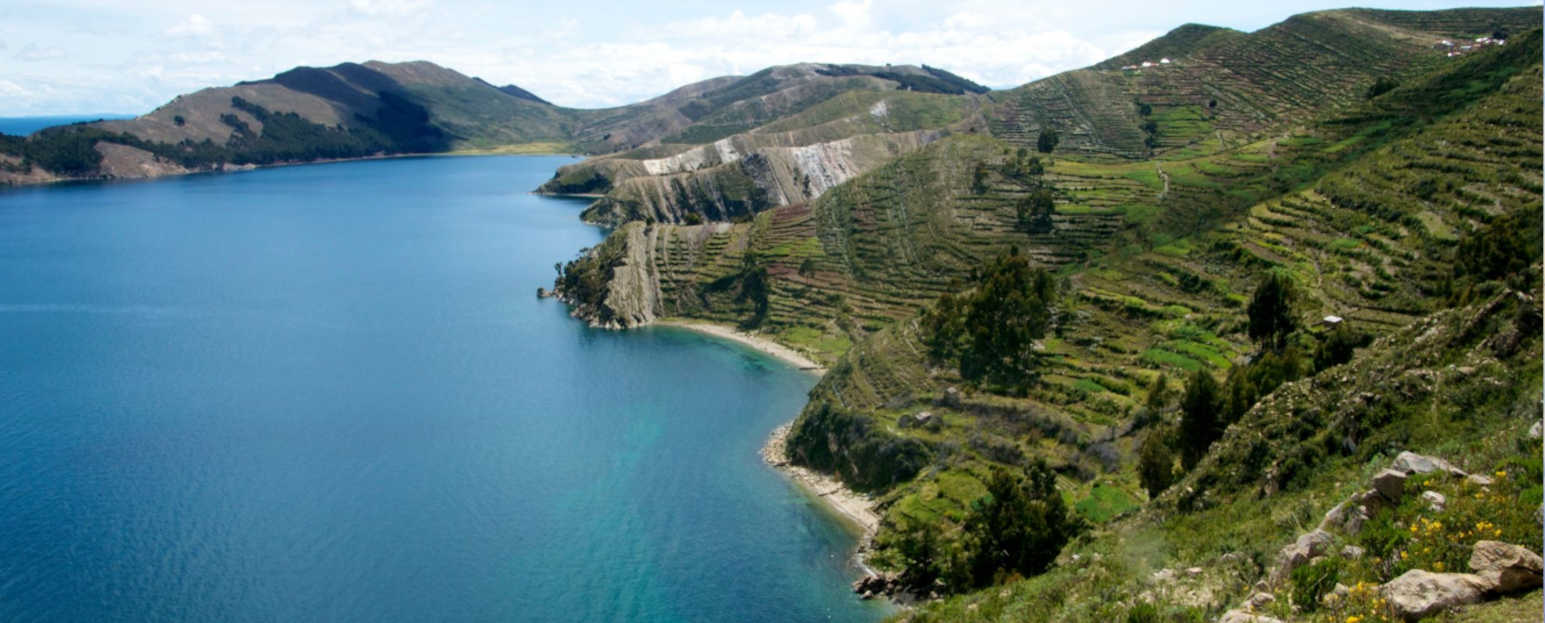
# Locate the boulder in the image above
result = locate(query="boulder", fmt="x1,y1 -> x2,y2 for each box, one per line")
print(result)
1318,501 -> 1348,531
1530,418 -> 1541,440
1245,591 -> 1275,608
1380,569 -> 1488,620
1219,610 -> 1283,623
1343,505 -> 1370,535
1271,529 -> 1333,583
1341,545 -> 1365,560
1466,473 -> 1494,487
1320,582 -> 1349,607
1372,469 -> 1407,501
1421,490 -> 1446,511
1469,540 -> 1544,593
937,386 -> 962,408
898,411 -> 939,431
1391,451 -> 1465,477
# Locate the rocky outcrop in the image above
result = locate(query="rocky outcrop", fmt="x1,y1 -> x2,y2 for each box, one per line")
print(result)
580,130 -> 943,225
1469,540 -> 1544,594
594,224 -> 662,328
1268,528 -> 1332,583
1381,569 -> 1489,620
554,222 -> 663,330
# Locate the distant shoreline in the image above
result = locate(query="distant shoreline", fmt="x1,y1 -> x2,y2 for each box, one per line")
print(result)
1,144 -> 580,190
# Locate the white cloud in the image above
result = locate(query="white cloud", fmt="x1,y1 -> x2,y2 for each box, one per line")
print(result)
0,0 -> 1533,115
347,0 -> 433,17
166,14 -> 214,37
15,43 -> 65,62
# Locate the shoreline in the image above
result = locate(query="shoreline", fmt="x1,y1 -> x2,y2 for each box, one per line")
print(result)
655,320 -> 828,375
653,319 -> 880,576
2,145 -> 581,190
760,423 -> 882,553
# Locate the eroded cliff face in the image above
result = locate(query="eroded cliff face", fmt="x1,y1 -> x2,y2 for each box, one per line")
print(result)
577,130 -> 944,224
553,222 -> 668,330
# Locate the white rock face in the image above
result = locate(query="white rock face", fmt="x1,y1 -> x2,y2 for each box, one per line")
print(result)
789,138 -> 860,197
641,140 -> 742,176
1380,569 -> 1488,620
869,99 -> 889,120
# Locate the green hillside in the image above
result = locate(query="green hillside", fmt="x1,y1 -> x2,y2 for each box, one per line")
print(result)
549,10 -> 1543,621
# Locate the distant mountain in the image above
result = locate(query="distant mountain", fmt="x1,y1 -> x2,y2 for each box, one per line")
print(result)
0,59 -> 989,187
478,80 -> 551,105
538,62 -> 993,224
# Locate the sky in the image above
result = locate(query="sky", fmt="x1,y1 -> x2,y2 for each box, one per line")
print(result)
0,1 -> 1538,115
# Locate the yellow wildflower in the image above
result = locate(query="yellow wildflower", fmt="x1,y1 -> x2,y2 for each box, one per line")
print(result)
1434,561 -> 1445,571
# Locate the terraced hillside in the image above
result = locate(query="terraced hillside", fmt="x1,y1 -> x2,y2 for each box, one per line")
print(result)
538,65 -> 991,224
550,17 -> 1543,619
988,7 -> 1541,159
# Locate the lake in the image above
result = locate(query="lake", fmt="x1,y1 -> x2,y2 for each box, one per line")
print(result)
0,115 -> 136,136
0,156 -> 889,622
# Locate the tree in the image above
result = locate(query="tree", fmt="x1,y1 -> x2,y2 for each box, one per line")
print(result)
972,161 -> 990,194
1179,368 -> 1222,470
1015,188 -> 1055,234
921,292 -> 966,362
962,461 -> 1073,587
1145,373 -> 1169,411
1247,270 -> 1299,351
1137,430 -> 1176,499
1036,129 -> 1060,154
958,255 -> 1056,391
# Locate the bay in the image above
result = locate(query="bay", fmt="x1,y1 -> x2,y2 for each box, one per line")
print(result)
0,156 -> 889,622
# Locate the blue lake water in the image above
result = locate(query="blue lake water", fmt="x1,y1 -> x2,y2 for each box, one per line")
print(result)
0,156 -> 888,622
0,115 -> 135,136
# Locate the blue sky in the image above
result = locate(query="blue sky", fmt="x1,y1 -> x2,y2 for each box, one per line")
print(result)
0,1 -> 1537,115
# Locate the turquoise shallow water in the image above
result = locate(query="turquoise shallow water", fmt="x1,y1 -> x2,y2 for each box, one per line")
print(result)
0,156 -> 889,622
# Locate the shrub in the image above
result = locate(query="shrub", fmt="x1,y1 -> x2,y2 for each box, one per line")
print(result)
1289,556 -> 1341,612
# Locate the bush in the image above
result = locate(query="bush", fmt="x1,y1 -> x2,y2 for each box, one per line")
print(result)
1289,556 -> 1341,612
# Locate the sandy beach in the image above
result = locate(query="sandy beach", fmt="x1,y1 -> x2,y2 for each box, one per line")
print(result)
656,320 -> 827,374
759,423 -> 881,539
656,319 -> 878,574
